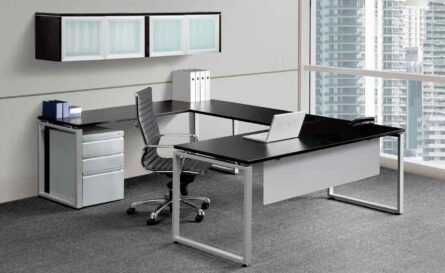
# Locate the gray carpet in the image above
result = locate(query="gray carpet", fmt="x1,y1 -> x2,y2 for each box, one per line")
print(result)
1,168 -> 445,273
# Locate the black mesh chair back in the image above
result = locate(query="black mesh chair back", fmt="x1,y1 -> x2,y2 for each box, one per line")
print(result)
136,87 -> 161,146
135,87 -> 168,172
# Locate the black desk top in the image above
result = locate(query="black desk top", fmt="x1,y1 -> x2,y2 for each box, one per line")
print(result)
38,100 -> 288,128
190,100 -> 288,126
174,115 -> 404,165
38,100 -> 191,128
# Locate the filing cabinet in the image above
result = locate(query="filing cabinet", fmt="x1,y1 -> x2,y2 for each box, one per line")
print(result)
47,126 -> 124,208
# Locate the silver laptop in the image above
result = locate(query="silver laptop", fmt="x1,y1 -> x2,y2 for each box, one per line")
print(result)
243,112 -> 306,143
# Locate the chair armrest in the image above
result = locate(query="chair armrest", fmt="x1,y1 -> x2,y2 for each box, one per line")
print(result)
160,133 -> 199,141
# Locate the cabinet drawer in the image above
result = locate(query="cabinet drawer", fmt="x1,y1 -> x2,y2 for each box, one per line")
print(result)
83,138 -> 124,158
83,154 -> 123,175
83,170 -> 124,207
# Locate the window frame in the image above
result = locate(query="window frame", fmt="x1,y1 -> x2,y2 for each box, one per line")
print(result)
298,0 -> 445,179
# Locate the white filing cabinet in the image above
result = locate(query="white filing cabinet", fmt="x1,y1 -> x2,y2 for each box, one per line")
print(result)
47,126 -> 124,208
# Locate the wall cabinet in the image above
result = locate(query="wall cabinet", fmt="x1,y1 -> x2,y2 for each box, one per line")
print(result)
187,15 -> 220,54
148,14 -> 220,57
35,12 -> 221,62
60,16 -> 144,61
62,17 -> 104,61
149,16 -> 186,57
106,16 -> 145,59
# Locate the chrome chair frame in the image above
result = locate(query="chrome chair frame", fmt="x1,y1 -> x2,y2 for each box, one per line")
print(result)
127,88 -> 211,225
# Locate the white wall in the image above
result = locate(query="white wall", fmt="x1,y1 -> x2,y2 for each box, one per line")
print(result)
0,0 -> 298,203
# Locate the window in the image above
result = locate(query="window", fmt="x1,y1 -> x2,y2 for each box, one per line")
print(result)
304,0 -> 445,167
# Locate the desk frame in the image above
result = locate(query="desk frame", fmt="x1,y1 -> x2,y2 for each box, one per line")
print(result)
172,133 -> 404,267
38,121 -> 84,208
38,110 -> 243,208
172,151 -> 252,266
328,134 -> 404,214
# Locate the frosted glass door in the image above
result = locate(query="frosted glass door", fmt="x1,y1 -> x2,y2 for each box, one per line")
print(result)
187,15 -> 219,53
149,16 -> 185,57
106,16 -> 145,59
62,17 -> 104,61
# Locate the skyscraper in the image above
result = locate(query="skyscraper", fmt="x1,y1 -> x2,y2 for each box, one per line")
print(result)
315,0 -> 445,164
379,0 -> 409,155
315,0 -> 369,120
422,0 -> 445,163
405,2 -> 426,156
378,0 -> 426,156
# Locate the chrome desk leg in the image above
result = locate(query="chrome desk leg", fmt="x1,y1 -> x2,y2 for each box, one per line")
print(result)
189,112 -> 198,142
38,123 -> 46,195
75,128 -> 83,209
37,121 -> 83,209
243,165 -> 253,266
172,150 -> 252,266
172,153 -> 182,239
327,134 -> 404,214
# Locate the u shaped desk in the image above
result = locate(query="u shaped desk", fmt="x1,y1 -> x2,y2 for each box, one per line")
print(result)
38,99 -> 403,266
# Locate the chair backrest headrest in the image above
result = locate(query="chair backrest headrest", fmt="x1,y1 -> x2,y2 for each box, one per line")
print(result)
135,87 -> 161,145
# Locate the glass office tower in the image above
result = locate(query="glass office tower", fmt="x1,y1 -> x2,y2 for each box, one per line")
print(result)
315,0 -> 368,120
315,0 -> 445,164
378,0 -> 426,156
379,0 -> 409,155
422,0 -> 445,163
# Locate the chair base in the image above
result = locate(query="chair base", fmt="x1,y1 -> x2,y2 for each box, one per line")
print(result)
127,192 -> 210,225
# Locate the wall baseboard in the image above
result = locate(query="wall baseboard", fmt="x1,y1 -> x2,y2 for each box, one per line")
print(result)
381,154 -> 445,181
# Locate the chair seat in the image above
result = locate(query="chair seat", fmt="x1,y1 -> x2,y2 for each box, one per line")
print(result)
143,150 -> 211,174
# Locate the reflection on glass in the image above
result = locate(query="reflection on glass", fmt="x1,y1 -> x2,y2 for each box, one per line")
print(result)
315,0 -> 445,164
109,20 -> 141,55
189,18 -> 216,50
153,19 -> 183,53
65,20 -> 101,57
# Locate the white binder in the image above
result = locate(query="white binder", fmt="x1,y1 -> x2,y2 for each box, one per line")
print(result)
172,69 -> 211,102
195,70 -> 201,102
200,71 -> 206,101
205,71 -> 211,101
172,70 -> 196,102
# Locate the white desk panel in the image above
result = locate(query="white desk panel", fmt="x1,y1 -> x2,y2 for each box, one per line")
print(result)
263,139 -> 380,205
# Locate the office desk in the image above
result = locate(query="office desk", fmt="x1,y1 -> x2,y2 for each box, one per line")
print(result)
172,116 -> 404,266
38,99 -> 288,128
37,100 -> 287,207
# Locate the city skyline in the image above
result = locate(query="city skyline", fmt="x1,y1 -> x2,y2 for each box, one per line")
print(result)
316,0 -> 445,164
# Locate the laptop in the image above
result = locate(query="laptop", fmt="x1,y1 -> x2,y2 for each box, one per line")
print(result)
243,112 -> 306,143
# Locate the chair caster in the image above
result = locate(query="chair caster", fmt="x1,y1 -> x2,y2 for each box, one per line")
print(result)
147,218 -> 159,225
147,213 -> 160,225
195,210 -> 205,223
201,201 -> 210,210
127,207 -> 136,215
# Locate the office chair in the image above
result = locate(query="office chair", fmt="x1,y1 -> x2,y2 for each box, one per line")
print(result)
126,87 -> 211,225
